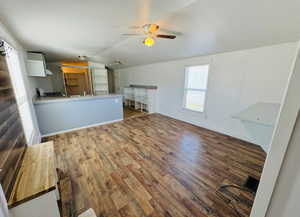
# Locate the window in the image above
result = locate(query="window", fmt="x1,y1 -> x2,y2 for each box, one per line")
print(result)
183,64 -> 209,112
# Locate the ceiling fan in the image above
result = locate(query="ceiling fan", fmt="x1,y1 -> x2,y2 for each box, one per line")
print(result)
122,24 -> 177,47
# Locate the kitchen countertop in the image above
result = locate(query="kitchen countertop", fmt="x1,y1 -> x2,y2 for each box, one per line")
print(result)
34,94 -> 122,105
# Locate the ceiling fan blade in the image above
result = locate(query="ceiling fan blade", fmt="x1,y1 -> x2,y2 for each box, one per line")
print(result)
121,33 -> 144,37
128,26 -> 142,29
156,34 -> 176,39
159,28 -> 183,36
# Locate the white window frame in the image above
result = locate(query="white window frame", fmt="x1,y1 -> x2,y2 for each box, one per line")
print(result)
183,64 -> 210,113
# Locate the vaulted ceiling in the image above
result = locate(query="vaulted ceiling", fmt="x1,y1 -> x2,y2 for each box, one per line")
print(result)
0,0 -> 300,67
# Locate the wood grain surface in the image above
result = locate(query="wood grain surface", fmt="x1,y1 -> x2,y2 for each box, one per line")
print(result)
59,176 -> 74,217
123,107 -> 146,119
0,55 -> 27,200
45,114 -> 266,217
8,141 -> 57,208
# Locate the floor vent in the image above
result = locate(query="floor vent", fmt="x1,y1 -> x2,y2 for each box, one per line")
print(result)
244,176 -> 260,193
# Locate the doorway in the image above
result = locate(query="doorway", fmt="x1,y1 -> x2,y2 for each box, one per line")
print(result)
61,61 -> 92,96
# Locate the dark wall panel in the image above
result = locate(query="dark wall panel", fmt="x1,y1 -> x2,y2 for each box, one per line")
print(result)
0,54 -> 27,200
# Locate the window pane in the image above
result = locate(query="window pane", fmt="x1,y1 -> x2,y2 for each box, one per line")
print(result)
185,90 -> 206,112
186,65 -> 209,89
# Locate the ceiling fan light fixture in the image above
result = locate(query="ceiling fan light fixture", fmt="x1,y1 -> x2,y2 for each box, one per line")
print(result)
143,36 -> 155,47
149,24 -> 159,33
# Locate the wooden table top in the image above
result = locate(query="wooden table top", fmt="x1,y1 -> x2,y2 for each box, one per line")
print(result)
8,141 -> 57,208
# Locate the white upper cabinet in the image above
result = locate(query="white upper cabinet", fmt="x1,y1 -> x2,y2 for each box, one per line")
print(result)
27,53 -> 46,77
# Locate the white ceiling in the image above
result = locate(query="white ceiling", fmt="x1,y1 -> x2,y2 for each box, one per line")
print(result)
0,0 -> 300,67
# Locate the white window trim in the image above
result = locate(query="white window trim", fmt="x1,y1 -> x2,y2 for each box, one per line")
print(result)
182,64 -> 210,113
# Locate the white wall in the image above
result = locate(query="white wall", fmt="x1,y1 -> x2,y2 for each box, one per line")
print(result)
28,76 -> 54,95
118,43 -> 297,149
265,114 -> 300,217
28,63 -> 65,96
0,184 -> 9,217
249,42 -> 300,217
0,21 -> 41,144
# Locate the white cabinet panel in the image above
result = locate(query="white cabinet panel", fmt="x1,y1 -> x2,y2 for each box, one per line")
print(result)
27,60 -> 46,77
27,53 -> 46,77
10,191 -> 60,217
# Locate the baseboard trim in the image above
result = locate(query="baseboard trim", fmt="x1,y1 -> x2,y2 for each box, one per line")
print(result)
28,130 -> 41,145
28,131 -> 35,145
41,119 -> 123,138
158,112 -> 263,149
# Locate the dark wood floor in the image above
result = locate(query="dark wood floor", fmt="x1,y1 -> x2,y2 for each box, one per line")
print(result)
123,107 -> 147,119
45,114 -> 266,217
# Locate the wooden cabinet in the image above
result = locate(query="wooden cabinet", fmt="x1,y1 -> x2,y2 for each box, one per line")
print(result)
60,61 -> 109,96
61,61 -> 92,96
64,72 -> 90,96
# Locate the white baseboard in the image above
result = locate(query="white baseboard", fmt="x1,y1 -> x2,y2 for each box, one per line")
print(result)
28,129 -> 42,145
158,112 -> 262,147
41,119 -> 123,137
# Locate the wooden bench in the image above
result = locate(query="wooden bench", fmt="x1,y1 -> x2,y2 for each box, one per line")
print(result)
8,141 -> 60,217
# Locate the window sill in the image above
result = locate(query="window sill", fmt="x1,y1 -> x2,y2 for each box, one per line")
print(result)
182,107 -> 205,114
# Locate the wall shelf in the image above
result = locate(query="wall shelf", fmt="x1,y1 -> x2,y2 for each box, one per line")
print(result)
233,102 -> 280,127
89,63 -> 108,95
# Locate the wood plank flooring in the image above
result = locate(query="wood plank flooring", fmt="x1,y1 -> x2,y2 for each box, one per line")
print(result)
123,107 -> 147,119
45,114 -> 266,217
